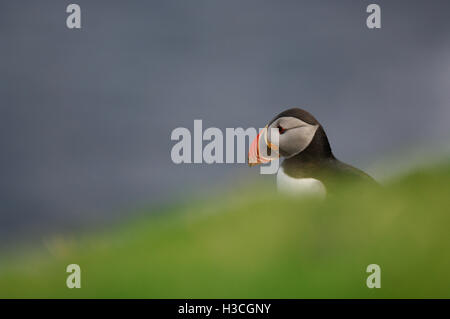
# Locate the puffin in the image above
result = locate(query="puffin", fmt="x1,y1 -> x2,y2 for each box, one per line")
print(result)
248,108 -> 376,197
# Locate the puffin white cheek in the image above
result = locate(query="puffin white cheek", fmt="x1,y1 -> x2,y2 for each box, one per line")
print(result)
280,125 -> 319,158
279,133 -> 302,158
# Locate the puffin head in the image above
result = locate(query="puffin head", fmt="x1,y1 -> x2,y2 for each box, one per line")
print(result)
248,108 -> 333,166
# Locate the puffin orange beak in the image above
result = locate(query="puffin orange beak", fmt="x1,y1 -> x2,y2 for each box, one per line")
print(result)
248,126 -> 279,167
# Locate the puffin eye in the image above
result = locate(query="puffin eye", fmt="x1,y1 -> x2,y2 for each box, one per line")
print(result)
277,125 -> 286,134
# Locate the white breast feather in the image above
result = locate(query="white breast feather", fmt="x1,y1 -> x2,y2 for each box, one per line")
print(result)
276,167 -> 326,198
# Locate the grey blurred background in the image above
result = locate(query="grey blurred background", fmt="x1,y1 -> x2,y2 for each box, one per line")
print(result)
1,0 -> 449,247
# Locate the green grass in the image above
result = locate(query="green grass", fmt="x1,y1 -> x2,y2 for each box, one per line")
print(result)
1,163 -> 450,298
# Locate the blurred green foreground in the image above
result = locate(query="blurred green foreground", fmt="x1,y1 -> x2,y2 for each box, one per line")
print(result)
1,162 -> 450,298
